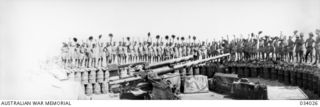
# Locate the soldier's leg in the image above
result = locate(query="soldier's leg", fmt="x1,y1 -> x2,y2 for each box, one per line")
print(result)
290,52 -> 293,62
310,49 -> 313,63
315,50 -> 319,64
299,51 -> 303,63
304,50 -> 309,63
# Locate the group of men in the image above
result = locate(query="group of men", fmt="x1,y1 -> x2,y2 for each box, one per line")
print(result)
60,29 -> 320,69
60,34 -> 212,68
225,29 -> 320,64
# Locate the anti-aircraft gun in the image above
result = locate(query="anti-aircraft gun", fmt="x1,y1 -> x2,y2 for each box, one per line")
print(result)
108,53 -> 230,100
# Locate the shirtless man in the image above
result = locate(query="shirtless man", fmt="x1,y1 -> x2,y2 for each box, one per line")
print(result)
91,43 -> 99,68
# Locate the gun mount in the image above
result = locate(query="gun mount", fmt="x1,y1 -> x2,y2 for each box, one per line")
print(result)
107,53 -> 231,99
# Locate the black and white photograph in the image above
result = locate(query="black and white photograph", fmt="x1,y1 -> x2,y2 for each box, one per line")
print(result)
1,0 -> 320,103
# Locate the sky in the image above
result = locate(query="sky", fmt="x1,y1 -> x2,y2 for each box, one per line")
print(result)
0,0 -> 319,99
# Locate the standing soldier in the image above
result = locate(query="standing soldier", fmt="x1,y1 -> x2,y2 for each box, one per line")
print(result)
97,35 -> 104,67
258,38 -> 264,60
314,29 -> 320,64
236,39 -> 242,61
138,42 -> 143,61
112,42 -> 117,64
61,42 -> 69,68
279,39 -> 285,61
74,43 -> 81,68
274,38 -> 280,60
104,42 -> 110,65
305,33 -> 315,63
91,43 -> 98,68
68,38 -> 76,68
123,42 -> 128,64
287,36 -> 294,62
295,33 -> 304,63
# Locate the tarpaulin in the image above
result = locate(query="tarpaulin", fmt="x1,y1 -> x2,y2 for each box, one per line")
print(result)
183,75 -> 209,94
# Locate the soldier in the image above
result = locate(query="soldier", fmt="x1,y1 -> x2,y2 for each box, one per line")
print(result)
84,42 -> 90,68
305,33 -> 315,63
287,36 -> 294,62
314,29 -> 320,64
279,39 -> 285,61
103,42 -> 110,65
138,42 -> 143,61
274,38 -> 280,60
74,43 -> 81,68
68,38 -> 76,68
235,39 -> 242,61
92,43 -> 99,68
79,42 -> 86,67
258,38 -> 264,60
97,35 -> 104,67
111,42 -> 117,64
295,33 -> 304,63
61,42 -> 69,68
127,40 -> 133,63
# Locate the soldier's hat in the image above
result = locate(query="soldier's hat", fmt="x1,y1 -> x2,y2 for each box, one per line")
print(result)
300,33 -> 304,37
309,32 -> 314,37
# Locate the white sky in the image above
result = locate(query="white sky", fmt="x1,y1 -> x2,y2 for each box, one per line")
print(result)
0,0 -> 320,99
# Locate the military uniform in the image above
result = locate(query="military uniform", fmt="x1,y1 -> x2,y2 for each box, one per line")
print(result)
287,38 -> 294,62
305,35 -> 315,63
295,37 -> 304,63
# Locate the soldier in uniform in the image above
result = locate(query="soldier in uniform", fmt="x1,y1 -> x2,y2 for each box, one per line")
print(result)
314,29 -> 320,64
97,36 -> 105,67
79,42 -> 86,68
74,43 -> 81,68
111,42 -> 117,64
274,38 -> 280,60
295,34 -> 304,63
305,33 -> 315,63
61,42 -> 69,68
279,39 -> 285,61
91,43 -> 99,68
287,36 -> 294,62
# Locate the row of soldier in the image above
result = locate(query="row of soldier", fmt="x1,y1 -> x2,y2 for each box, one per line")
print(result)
61,29 -> 320,69
61,35 -> 215,69
227,29 -> 320,64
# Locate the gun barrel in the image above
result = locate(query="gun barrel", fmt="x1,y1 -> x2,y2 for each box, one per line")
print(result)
150,53 -> 230,74
118,61 -> 148,68
109,76 -> 142,85
145,55 -> 195,69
